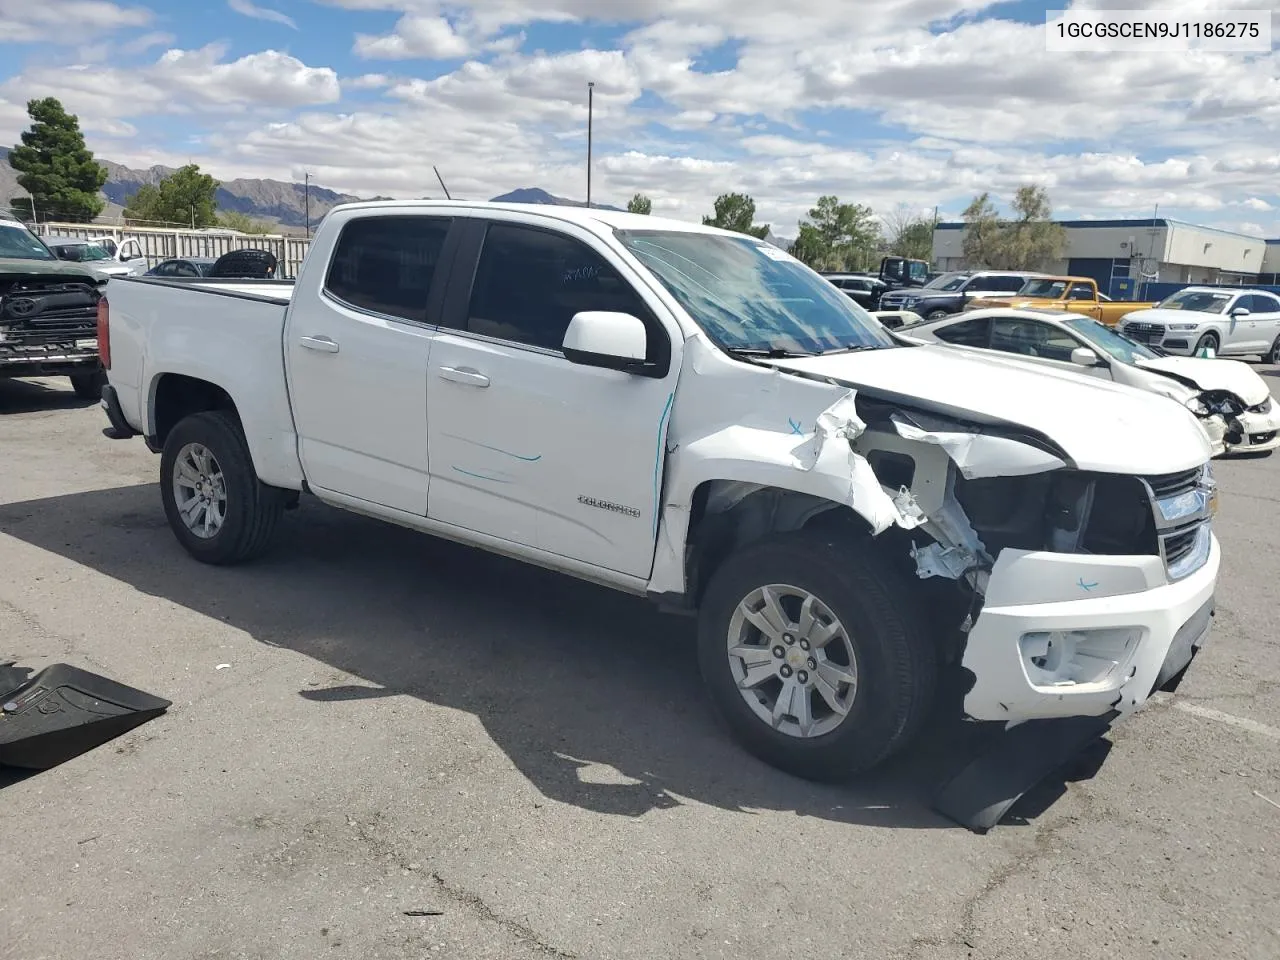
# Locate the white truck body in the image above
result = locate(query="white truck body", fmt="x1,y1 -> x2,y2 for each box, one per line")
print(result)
98,200 -> 1220,779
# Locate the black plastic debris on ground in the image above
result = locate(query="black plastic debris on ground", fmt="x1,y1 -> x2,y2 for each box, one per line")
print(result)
0,662 -> 170,772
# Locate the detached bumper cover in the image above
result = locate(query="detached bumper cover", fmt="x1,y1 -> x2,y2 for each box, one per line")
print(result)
962,534 -> 1220,723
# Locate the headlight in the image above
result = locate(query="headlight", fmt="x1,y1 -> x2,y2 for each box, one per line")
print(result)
1248,397 -> 1273,414
1185,397 -> 1209,416
1168,323 -> 1200,331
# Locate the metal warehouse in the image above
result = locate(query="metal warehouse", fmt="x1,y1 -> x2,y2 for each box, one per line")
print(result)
932,218 -> 1280,298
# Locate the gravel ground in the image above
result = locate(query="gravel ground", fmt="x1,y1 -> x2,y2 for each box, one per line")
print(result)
1,373 -> 1278,960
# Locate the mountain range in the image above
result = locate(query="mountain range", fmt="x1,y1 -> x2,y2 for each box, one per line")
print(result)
0,152 -> 792,246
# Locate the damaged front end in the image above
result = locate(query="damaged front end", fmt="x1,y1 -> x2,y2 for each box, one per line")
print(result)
840,394 -> 1218,727
1189,392 -> 1280,455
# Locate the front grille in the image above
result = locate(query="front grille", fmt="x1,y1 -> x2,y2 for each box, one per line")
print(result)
1140,466 -> 1214,581
6,319 -> 97,345
1143,468 -> 1199,501
1163,526 -> 1199,567
1123,321 -> 1165,345
1251,431 -> 1276,444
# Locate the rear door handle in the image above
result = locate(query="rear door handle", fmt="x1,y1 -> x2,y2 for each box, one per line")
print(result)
439,366 -> 490,388
299,335 -> 339,354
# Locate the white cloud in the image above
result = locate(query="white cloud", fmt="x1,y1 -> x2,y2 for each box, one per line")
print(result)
228,0 -> 298,30
355,15 -> 472,59
0,0 -> 152,44
0,45 -> 341,129
347,73 -> 391,89
121,31 -> 176,55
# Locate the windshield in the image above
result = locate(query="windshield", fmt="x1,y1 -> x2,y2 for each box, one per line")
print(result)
0,223 -> 56,261
1156,290 -> 1231,313
50,242 -> 113,262
616,230 -> 895,355
1064,316 -> 1158,363
1018,279 -> 1068,298
923,272 -> 968,291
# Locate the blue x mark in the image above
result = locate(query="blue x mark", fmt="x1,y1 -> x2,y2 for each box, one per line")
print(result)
788,418 -> 804,435
1078,577 -> 1099,592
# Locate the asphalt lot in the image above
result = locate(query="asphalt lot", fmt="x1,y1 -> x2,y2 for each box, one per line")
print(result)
1,373 -> 1278,960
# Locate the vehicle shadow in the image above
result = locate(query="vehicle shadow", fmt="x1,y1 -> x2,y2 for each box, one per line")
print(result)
0,483 -> 1090,829
0,377 -> 96,415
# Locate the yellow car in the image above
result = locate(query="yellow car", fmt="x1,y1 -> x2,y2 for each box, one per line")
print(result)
966,275 -> 1156,326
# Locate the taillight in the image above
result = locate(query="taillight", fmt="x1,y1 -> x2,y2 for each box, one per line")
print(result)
97,296 -> 110,369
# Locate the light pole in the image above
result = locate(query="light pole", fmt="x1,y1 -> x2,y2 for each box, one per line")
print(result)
304,172 -> 312,238
586,81 -> 594,209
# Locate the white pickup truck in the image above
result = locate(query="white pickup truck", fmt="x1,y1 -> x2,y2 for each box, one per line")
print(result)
97,200 -> 1220,781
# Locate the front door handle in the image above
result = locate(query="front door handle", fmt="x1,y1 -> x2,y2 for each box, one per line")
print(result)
439,366 -> 490,388
299,335 -> 339,354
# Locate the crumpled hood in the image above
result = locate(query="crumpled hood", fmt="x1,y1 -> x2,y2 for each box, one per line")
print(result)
1136,355 -> 1271,406
768,344 -> 1211,475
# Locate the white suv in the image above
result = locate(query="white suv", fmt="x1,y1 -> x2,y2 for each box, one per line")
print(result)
1119,287 -> 1280,362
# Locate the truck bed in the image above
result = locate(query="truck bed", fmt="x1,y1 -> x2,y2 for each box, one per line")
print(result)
104,274 -> 304,490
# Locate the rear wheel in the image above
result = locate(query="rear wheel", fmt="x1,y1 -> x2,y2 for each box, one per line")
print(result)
1266,337 -> 1280,365
159,410 -> 285,565
696,530 -> 938,781
69,368 -> 106,400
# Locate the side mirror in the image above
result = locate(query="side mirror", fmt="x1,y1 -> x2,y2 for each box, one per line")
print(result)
563,311 -> 648,373
1230,307 -> 1250,317
1071,346 -> 1101,367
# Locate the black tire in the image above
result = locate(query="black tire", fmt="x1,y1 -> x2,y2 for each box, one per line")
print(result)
1193,332 -> 1219,356
1266,337 -> 1280,365
159,410 -> 284,565
696,530 -> 938,781
925,308 -> 951,321
69,368 -> 107,400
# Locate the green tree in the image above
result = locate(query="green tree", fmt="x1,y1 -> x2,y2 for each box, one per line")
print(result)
217,210 -> 274,234
626,193 -> 652,215
702,192 -> 769,239
794,196 -> 880,271
124,164 -> 220,228
8,97 -> 106,222
961,187 -> 1065,270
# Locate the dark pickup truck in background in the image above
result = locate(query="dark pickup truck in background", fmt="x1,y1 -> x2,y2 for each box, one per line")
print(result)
878,270 -> 1044,320
0,214 -> 108,399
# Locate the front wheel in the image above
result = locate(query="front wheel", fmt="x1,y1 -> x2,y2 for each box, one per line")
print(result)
69,368 -> 107,400
925,308 -> 950,321
696,530 -> 938,781
159,410 -> 285,565
1193,332 -> 1219,356
1266,337 -> 1280,365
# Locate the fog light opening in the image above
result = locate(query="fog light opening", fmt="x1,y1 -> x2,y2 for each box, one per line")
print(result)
1019,628 -> 1142,688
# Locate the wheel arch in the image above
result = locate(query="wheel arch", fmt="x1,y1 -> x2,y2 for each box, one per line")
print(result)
144,370 -> 304,491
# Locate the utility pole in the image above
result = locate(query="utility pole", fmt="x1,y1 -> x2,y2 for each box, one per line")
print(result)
304,172 -> 312,238
586,81 -> 595,209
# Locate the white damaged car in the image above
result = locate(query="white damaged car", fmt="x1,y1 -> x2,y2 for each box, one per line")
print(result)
899,307 -> 1280,456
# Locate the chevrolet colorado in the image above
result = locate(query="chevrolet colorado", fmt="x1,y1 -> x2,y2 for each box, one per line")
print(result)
97,201 -> 1220,780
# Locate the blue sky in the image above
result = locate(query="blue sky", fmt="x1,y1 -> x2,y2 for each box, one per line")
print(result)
0,0 -> 1276,236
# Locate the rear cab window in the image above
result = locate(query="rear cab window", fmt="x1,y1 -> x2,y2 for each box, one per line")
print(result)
324,215 -> 453,323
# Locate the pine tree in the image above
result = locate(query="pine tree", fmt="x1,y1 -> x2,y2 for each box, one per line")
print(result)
9,97 -> 106,223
